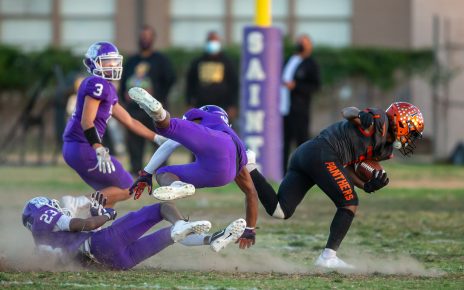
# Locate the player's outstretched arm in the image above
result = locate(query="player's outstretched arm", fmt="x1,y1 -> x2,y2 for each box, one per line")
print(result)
234,167 -> 258,249
69,215 -> 112,232
112,103 -> 159,143
69,191 -> 117,231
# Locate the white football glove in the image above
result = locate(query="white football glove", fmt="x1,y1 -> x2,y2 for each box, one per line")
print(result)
88,147 -> 116,174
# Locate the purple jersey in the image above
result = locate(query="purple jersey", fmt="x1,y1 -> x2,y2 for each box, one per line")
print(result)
63,76 -> 118,143
25,199 -> 91,258
183,108 -> 247,170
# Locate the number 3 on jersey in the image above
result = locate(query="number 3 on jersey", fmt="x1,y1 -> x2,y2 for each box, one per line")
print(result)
40,209 -> 58,224
93,83 -> 104,97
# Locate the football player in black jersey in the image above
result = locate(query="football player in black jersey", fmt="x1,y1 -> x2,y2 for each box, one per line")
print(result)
246,102 -> 424,269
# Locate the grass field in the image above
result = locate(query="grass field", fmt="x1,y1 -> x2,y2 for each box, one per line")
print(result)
0,159 -> 463,289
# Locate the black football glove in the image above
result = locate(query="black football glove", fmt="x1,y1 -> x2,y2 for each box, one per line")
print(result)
236,227 -> 256,249
358,111 -> 374,129
129,170 -> 153,200
363,170 -> 389,193
90,191 -> 117,220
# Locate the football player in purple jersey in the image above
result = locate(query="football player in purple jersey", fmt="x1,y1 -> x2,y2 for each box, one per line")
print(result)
61,42 -> 167,215
127,87 -> 258,250
247,102 -> 424,269
22,194 -> 246,270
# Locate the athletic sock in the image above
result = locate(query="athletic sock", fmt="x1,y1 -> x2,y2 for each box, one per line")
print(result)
155,109 -> 167,122
325,208 -> 355,251
322,248 -> 337,259
249,169 -> 280,216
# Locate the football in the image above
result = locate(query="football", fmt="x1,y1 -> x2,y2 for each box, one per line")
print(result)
354,160 -> 384,182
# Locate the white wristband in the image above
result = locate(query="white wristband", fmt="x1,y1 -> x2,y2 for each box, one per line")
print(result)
245,227 -> 255,230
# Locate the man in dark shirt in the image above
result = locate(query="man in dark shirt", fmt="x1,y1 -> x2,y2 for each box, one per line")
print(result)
281,35 -> 321,173
186,31 -> 239,123
120,25 -> 176,175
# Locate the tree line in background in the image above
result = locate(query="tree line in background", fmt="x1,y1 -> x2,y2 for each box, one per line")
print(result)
0,42 -> 433,95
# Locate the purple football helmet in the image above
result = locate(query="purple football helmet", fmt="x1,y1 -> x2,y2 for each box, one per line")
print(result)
22,197 -> 70,231
83,41 -> 123,80
199,105 -> 229,125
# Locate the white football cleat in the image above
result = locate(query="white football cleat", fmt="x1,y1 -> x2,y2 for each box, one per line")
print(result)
171,220 -> 211,243
210,218 -> 247,252
315,253 -> 355,269
128,87 -> 164,121
152,181 -> 195,201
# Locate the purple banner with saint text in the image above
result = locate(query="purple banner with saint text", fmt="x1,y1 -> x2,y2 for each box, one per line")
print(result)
240,26 -> 283,181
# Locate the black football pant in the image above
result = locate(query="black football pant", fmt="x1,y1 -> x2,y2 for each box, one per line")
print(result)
250,137 -> 357,250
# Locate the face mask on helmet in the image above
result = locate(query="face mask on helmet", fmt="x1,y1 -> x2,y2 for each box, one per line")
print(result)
386,102 -> 424,156
83,42 -> 124,81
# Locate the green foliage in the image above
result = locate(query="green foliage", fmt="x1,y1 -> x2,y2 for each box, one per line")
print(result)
165,44 -> 433,90
0,43 -> 433,93
0,45 -> 28,90
0,45 -> 80,92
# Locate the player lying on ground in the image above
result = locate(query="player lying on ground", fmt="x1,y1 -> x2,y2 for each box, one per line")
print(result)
61,42 -> 167,215
127,87 -> 258,250
246,102 -> 424,269
22,193 -> 246,270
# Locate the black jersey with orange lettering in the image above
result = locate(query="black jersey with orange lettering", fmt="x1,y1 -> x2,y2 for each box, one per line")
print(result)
318,108 -> 393,165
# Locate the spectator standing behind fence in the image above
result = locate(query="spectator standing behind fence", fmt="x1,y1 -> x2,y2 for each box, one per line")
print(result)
186,31 -> 239,123
120,25 -> 176,175
280,34 -> 321,173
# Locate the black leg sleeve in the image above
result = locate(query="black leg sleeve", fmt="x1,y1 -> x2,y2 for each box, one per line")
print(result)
325,208 -> 355,251
249,169 -> 279,216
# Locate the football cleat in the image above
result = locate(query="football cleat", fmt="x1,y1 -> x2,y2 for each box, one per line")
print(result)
210,218 -> 247,252
171,220 -> 211,243
152,181 -> 195,201
128,87 -> 164,121
315,253 -> 355,269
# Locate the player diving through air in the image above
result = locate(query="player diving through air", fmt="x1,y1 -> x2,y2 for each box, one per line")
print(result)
22,193 -> 246,270
61,42 -> 167,215
127,87 -> 259,250
246,102 -> 424,269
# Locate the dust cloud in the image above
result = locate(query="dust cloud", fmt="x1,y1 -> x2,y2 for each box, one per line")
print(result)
0,207 -> 442,276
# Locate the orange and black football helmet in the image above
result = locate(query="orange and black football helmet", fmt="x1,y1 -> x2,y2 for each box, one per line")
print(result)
386,102 -> 424,156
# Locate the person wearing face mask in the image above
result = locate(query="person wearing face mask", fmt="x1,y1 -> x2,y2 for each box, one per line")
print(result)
186,31 -> 239,125
281,34 -> 321,173
120,25 -> 176,175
